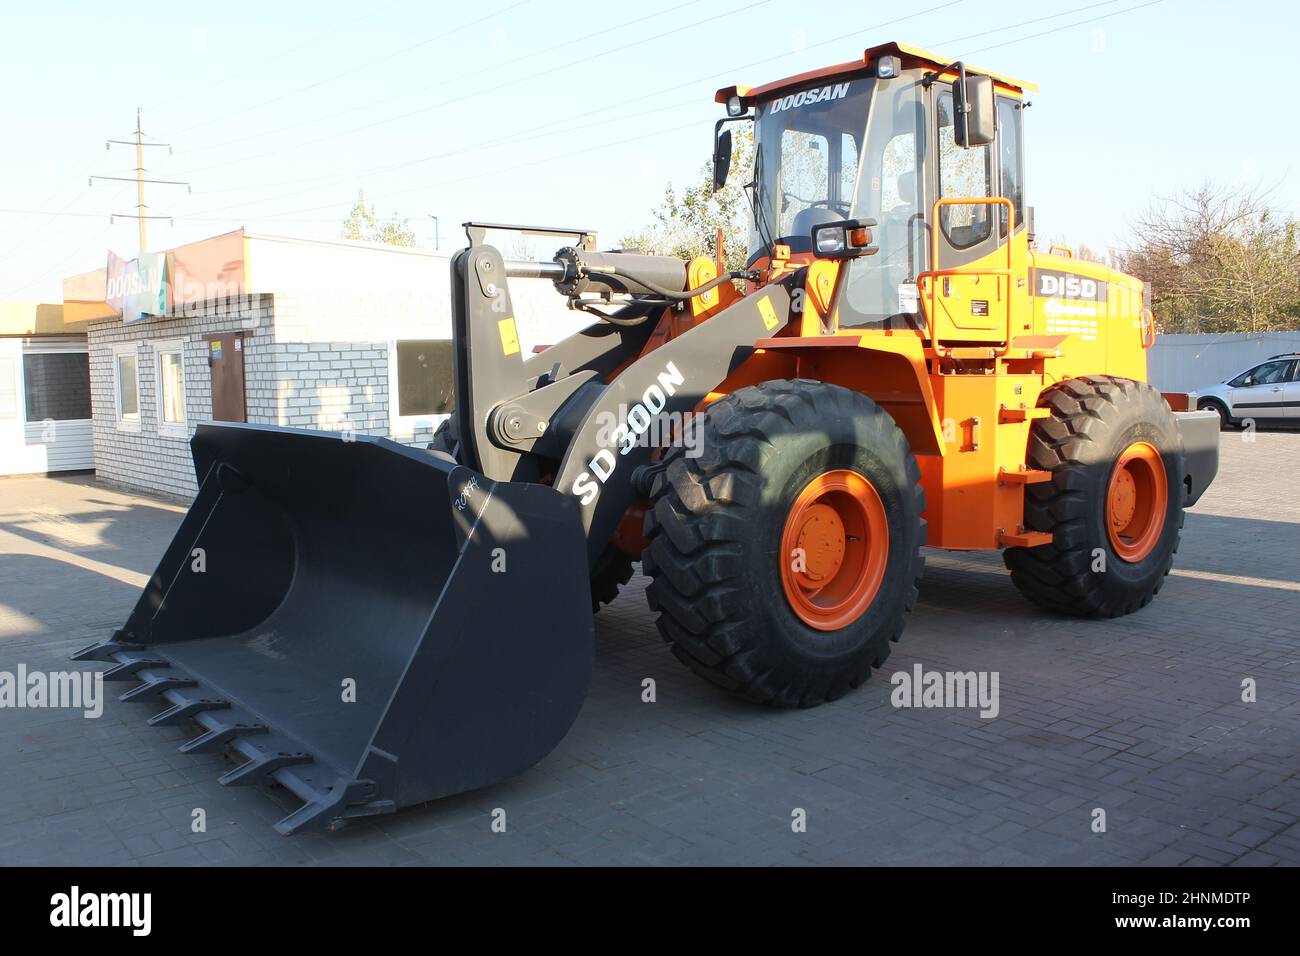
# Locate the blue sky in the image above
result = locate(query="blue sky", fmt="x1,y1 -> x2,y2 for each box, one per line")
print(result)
0,0 -> 1293,301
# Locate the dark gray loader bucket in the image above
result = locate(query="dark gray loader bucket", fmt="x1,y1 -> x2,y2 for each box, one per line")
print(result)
74,422 -> 594,834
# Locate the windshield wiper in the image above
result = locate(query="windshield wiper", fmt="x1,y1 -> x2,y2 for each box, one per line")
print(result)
749,142 -> 777,258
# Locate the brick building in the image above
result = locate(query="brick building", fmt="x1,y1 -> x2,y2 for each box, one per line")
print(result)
85,229 -> 584,498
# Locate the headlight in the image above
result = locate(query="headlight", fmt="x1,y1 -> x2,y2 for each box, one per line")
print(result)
815,228 -> 846,255
876,55 -> 901,79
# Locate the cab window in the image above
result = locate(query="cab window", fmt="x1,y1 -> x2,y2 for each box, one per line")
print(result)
778,129 -> 830,239
996,97 -> 1024,234
937,90 -> 992,248
841,76 -> 926,328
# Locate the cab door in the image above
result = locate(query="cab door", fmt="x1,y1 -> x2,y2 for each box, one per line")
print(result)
921,83 -> 1026,345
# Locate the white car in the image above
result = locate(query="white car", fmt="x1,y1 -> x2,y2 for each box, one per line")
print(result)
1195,353 -> 1300,428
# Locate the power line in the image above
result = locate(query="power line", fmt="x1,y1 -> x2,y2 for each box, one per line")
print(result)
7,0 -> 1163,276
188,120 -> 704,225
163,0 -> 531,138
145,0 -> 411,113
180,97 -> 701,218
0,208 -> 115,219
222,0 -> 1155,227
0,183 -> 136,297
0,223 -> 116,300
959,0 -> 1165,57
932,0 -> 1128,48
178,0 -> 963,220
174,0 -> 771,178
178,0 -> 705,156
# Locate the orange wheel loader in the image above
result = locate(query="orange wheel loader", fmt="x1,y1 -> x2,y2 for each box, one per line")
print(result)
74,41 -> 1219,833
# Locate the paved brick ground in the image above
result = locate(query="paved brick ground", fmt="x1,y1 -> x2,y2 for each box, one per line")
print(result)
0,430 -> 1297,866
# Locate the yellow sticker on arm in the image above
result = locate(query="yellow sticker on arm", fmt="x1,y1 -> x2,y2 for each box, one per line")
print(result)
757,296 -> 779,331
497,317 -> 520,356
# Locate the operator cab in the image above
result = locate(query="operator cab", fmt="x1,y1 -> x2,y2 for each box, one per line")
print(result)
716,42 -> 1034,331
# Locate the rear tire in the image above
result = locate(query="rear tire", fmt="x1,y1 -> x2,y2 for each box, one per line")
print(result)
642,380 -> 926,708
1005,376 -> 1185,618
1197,398 -> 1233,430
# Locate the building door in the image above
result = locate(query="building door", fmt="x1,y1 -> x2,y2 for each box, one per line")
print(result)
205,332 -> 247,422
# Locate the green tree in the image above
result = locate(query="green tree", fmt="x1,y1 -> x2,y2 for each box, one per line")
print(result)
619,125 -> 754,273
341,189 -> 417,247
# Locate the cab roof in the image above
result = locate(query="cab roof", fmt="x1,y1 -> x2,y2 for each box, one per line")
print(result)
715,40 -> 1039,107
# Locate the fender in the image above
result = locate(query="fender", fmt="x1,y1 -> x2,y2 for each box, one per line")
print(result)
554,281 -> 797,565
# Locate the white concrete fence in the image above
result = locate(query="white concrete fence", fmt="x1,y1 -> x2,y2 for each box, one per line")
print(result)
1147,331 -> 1300,393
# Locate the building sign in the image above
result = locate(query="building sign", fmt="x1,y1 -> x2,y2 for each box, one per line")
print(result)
106,251 -> 169,322
170,230 -> 246,311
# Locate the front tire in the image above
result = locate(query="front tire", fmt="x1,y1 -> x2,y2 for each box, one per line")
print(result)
642,380 -> 926,708
1005,376 -> 1185,618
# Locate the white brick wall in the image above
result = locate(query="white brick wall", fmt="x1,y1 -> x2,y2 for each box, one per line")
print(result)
87,275 -> 590,499
88,296 -> 275,498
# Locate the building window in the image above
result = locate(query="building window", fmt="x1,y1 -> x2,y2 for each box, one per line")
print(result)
113,345 -> 140,431
154,340 -> 186,438
22,352 -> 91,422
388,339 -> 455,437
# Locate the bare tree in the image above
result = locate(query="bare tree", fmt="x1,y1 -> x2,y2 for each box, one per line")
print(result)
1117,183 -> 1299,333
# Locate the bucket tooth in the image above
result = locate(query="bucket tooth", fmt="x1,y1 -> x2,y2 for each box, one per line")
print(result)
274,798 -> 339,836
148,696 -> 231,727
272,776 -> 393,836
103,656 -> 169,682
219,749 -> 311,787
120,675 -> 197,703
179,721 -> 268,755
72,638 -> 141,663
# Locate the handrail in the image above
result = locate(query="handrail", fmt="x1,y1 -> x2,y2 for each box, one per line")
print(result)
1139,308 -> 1156,349
918,196 -> 1016,357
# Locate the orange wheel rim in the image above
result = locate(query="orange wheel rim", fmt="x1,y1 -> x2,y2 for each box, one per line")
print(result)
1106,441 -> 1167,562
780,469 -> 889,631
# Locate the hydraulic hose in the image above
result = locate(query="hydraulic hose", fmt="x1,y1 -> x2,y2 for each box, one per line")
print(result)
582,265 -> 750,302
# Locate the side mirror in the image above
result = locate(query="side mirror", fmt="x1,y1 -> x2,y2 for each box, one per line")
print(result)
811,219 -> 878,259
953,73 -> 995,147
712,126 -> 732,193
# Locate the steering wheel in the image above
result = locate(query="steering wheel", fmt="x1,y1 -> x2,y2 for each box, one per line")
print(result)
782,192 -> 851,216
